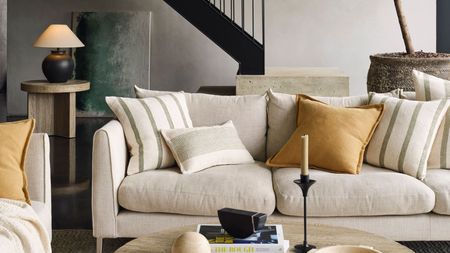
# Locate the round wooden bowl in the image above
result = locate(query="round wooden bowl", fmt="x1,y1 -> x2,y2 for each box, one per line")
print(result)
316,245 -> 383,253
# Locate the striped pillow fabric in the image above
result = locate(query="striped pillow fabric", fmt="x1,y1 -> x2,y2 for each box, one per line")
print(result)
365,93 -> 450,179
161,121 -> 254,174
413,70 -> 450,169
106,93 -> 192,175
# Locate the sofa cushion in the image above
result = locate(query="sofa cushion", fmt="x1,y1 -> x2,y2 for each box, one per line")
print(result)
267,95 -> 384,174
118,162 -> 276,216
0,119 -> 35,204
424,169 -> 450,215
266,90 -> 370,158
412,70 -> 450,169
161,121 -> 254,174
135,86 -> 267,161
366,93 -> 449,180
273,163 -> 435,217
106,94 -> 193,175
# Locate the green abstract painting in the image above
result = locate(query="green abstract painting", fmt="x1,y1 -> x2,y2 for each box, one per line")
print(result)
72,12 -> 151,116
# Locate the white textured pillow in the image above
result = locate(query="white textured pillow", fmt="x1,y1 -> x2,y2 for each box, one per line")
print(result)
106,94 -> 193,175
365,93 -> 449,179
413,70 -> 450,169
161,121 -> 254,174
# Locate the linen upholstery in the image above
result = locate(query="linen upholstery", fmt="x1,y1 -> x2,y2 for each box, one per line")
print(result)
25,134 -> 52,238
106,94 -> 192,175
113,210 -> 445,241
424,169 -> 450,215
413,70 -> 450,169
366,93 -> 449,179
161,121 -> 254,174
118,162 -> 276,216
266,90 -> 370,158
273,164 -> 435,217
134,86 -> 267,161
0,119 -> 35,204
92,120 -> 128,238
267,95 -> 384,174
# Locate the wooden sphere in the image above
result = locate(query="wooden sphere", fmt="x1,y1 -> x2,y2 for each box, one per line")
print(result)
171,232 -> 210,253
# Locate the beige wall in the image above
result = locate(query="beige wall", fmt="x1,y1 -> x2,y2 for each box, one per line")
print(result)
7,0 -> 435,115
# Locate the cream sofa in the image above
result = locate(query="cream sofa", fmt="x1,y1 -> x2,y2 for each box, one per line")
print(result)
26,133 -> 52,238
92,93 -> 450,253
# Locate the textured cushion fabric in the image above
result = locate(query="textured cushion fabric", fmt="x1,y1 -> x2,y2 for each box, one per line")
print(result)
267,95 -> 384,174
413,70 -> 450,169
424,169 -> 450,215
118,162 -> 276,216
161,121 -> 254,174
366,93 -> 449,179
273,163 -> 435,217
0,119 -> 35,204
266,90 -> 371,158
135,86 -> 267,161
106,94 -> 192,175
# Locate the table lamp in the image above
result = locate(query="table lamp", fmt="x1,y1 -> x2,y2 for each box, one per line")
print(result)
33,24 -> 84,83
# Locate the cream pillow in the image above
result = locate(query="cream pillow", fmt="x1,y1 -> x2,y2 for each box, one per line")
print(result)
161,121 -> 254,174
413,70 -> 450,169
106,94 -> 192,175
365,93 -> 449,179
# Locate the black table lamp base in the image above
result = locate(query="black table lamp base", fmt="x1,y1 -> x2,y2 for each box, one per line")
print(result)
42,49 -> 74,83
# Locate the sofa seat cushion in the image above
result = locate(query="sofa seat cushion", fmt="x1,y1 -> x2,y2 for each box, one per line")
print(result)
273,163 -> 435,217
118,162 -> 276,216
424,169 -> 450,215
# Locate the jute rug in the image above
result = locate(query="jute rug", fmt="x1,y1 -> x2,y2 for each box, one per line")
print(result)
52,229 -> 450,253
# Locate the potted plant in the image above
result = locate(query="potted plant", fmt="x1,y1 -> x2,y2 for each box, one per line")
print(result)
367,0 -> 450,93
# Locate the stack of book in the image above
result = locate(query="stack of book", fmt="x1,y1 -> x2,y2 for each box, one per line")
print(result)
197,224 -> 289,253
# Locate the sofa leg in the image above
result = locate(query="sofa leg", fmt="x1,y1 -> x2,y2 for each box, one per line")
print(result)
96,237 -> 103,253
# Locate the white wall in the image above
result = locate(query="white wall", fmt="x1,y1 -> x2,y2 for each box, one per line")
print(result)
7,0 -> 435,115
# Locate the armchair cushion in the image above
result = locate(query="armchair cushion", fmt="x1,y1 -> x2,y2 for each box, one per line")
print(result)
0,119 -> 35,204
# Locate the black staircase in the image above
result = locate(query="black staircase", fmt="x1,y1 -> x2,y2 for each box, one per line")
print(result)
163,0 -> 265,75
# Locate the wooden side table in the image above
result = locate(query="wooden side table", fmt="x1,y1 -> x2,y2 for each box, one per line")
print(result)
21,80 -> 90,138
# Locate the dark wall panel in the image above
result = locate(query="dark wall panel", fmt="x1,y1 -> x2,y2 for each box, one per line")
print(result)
437,0 -> 450,53
0,0 -> 6,121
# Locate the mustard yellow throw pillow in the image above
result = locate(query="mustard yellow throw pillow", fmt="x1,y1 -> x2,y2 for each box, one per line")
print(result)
266,95 -> 384,174
0,119 -> 35,204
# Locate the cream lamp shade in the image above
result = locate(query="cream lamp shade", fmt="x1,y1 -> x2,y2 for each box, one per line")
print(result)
33,24 -> 84,48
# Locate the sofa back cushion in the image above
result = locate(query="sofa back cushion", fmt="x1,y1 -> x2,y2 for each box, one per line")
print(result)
135,86 -> 267,161
413,70 -> 450,169
106,94 -> 193,175
266,89 -> 370,158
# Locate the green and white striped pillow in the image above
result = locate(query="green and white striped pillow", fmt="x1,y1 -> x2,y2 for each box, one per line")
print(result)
365,93 -> 449,179
106,93 -> 192,175
413,70 -> 450,169
161,121 -> 254,174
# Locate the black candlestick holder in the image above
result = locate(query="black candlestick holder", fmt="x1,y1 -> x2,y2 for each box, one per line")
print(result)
293,175 -> 316,253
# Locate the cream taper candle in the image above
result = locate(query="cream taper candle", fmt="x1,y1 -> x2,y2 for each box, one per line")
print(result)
301,135 -> 309,176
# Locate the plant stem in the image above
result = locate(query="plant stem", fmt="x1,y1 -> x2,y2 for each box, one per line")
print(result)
394,0 -> 415,54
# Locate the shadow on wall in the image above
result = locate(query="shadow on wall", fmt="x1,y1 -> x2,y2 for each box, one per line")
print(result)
0,93 -> 5,122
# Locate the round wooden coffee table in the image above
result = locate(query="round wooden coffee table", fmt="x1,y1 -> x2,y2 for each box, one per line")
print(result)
115,222 -> 413,253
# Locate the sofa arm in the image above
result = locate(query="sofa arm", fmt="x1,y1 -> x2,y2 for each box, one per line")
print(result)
92,120 -> 128,238
25,133 -> 52,238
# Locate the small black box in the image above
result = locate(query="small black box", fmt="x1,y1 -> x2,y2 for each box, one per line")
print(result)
217,208 -> 267,238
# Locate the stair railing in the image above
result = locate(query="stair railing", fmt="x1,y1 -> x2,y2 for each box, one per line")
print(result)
207,0 -> 265,48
